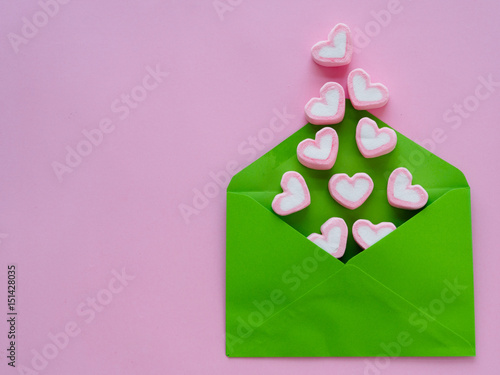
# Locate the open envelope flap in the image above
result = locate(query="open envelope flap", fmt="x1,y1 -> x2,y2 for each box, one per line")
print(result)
228,101 -> 469,262
228,101 -> 468,197
226,190 -> 474,357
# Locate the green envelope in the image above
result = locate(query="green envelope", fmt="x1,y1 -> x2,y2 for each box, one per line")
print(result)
226,101 -> 474,357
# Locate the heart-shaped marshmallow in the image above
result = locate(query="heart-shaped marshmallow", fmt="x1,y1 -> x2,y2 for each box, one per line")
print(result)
305,82 -> 345,125
328,172 -> 374,210
387,167 -> 428,210
356,117 -> 397,158
352,219 -> 396,250
311,23 -> 353,67
307,217 -> 348,258
272,171 -> 311,216
347,68 -> 389,110
297,127 -> 338,170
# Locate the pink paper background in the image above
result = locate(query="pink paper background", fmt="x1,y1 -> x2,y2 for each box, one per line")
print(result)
1,0 -> 499,374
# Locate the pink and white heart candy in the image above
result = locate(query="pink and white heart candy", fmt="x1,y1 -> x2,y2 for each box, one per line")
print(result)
387,167 -> 428,210
356,117 -> 397,158
328,172 -> 374,210
297,127 -> 338,170
305,82 -> 345,125
347,68 -> 389,110
272,171 -> 311,216
307,217 -> 348,258
311,23 -> 353,67
352,219 -> 396,250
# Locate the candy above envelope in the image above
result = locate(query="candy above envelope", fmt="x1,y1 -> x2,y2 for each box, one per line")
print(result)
311,23 -> 353,67
297,127 -> 338,170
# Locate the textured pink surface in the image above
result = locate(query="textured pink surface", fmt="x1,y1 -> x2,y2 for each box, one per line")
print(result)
311,23 -> 353,67
307,217 -> 348,258
0,0 -> 499,373
387,168 -> 429,210
348,68 -> 390,110
271,171 -> 310,216
304,82 -> 346,124
356,117 -> 397,158
297,127 -> 339,169
329,173 -> 374,210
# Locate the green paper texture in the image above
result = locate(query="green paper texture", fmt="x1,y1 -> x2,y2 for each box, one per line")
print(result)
226,101 -> 474,357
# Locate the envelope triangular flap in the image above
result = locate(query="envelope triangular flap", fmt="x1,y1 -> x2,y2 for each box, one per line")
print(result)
229,101 -> 468,195
228,101 -> 469,262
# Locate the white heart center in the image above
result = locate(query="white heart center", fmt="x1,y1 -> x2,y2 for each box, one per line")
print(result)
353,75 -> 383,102
393,173 -> 420,203
357,226 -> 394,247
310,89 -> 339,117
318,32 -> 347,58
335,178 -> 369,202
311,227 -> 342,254
360,123 -> 390,150
280,177 -> 305,211
303,134 -> 333,160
